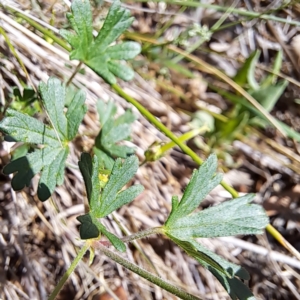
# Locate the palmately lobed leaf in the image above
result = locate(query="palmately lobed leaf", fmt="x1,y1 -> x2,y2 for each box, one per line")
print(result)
161,154 -> 268,299
101,122 -> 132,146
114,109 -> 136,126
3,146 -> 64,195
92,0 -> 134,52
101,184 -> 144,217
60,0 -> 93,61
77,154 -> 142,252
60,0 -> 141,84
107,61 -> 135,82
94,99 -> 136,169
166,194 -> 269,240
165,154 -> 223,226
96,155 -> 142,217
96,99 -> 117,127
0,77 -> 87,201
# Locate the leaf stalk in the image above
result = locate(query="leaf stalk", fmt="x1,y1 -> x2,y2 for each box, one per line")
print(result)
48,242 -> 90,300
94,242 -> 202,300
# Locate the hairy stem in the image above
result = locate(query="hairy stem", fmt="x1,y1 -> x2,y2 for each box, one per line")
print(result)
95,243 -> 202,300
112,212 -> 160,275
48,243 -> 90,300
121,227 -> 163,243
94,227 -> 163,247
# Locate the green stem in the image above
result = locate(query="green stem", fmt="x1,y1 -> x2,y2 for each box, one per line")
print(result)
95,243 -> 202,300
95,227 -> 163,247
121,227 -> 163,243
112,213 -> 160,275
48,243 -> 90,300
66,62 -> 83,86
160,127 -> 209,154
111,83 -> 239,198
145,126 -> 209,162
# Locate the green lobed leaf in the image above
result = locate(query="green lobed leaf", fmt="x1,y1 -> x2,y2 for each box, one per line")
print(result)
208,266 -> 256,300
0,108 -> 60,147
166,194 -> 268,240
39,77 -> 68,140
96,221 -> 126,252
78,153 -> 101,211
77,154 -> 142,251
94,99 -> 136,169
95,155 -> 142,217
114,109 -> 136,126
109,42 -> 141,60
96,99 -> 117,128
66,89 -> 88,140
107,61 -> 135,81
88,54 -> 116,84
77,213 -> 100,239
60,0 -> 141,84
60,0 -> 93,61
101,122 -> 132,146
165,154 -> 223,226
93,0 -> 133,52
187,239 -> 249,280
3,146 -> 62,191
0,77 -> 87,201
167,235 -> 257,300
162,155 -> 268,299
38,147 -> 69,201
101,184 -> 144,217
94,148 -> 115,170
